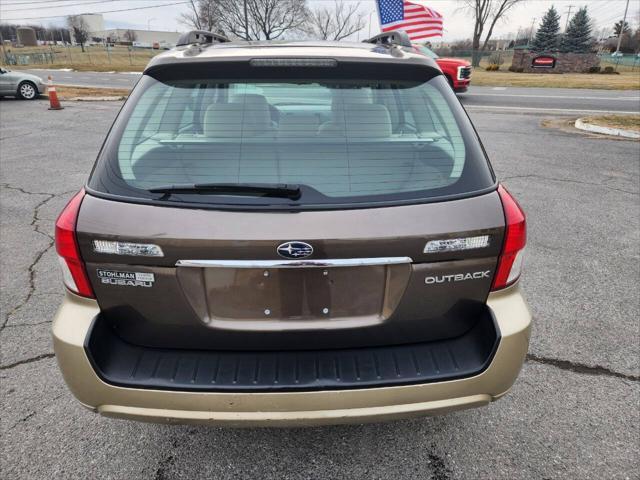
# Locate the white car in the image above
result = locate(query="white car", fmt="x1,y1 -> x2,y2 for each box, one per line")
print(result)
0,67 -> 45,100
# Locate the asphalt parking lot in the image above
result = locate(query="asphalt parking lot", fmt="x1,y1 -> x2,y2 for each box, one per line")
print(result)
1,97 -> 638,479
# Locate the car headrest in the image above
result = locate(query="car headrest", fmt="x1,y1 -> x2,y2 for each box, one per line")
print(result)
230,94 -> 273,136
344,104 -> 392,139
203,103 -> 245,138
231,93 -> 270,108
331,89 -> 371,117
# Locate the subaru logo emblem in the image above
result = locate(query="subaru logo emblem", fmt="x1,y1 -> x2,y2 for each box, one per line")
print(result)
277,241 -> 313,259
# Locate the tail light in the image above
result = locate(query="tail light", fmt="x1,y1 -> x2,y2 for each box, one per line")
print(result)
492,184 -> 526,291
55,189 -> 94,298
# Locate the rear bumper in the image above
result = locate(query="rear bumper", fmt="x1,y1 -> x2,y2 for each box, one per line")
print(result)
52,287 -> 531,426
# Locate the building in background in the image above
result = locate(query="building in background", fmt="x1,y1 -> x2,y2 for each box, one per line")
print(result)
16,27 -> 37,46
79,13 -> 105,33
92,28 -> 181,48
69,14 -> 180,48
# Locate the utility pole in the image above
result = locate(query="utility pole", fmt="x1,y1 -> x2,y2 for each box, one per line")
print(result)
528,17 -> 536,45
0,31 -> 7,64
615,0 -> 630,54
564,5 -> 574,32
243,0 -> 249,40
49,30 -> 55,64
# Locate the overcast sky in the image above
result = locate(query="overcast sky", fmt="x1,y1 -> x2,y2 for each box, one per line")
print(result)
1,0 -> 638,41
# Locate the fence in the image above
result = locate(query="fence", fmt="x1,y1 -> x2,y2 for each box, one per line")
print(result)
3,52 -> 54,65
432,48 -> 640,72
1,44 -> 159,70
598,53 -> 640,72
431,49 -> 515,68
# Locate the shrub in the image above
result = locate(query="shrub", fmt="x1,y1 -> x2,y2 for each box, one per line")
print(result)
587,66 -> 601,73
488,53 -> 505,65
603,66 -> 615,74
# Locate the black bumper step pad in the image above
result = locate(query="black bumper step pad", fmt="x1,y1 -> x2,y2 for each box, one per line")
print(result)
86,310 -> 499,392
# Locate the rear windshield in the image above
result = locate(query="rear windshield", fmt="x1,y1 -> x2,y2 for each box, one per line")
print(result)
89,61 -> 494,209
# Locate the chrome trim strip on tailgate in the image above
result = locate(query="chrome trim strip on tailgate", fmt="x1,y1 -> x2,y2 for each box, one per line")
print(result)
175,257 -> 413,269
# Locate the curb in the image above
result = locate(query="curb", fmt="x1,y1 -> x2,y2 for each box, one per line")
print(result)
575,118 -> 640,139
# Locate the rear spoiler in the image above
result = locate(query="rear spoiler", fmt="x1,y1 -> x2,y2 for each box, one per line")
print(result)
363,30 -> 412,48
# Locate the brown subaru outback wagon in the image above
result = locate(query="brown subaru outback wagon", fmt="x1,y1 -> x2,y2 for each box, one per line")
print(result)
52,30 -> 530,426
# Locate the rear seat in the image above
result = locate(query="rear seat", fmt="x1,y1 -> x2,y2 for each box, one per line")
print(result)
133,94 -> 455,193
159,98 -> 276,184
277,113 -> 320,141
277,112 -> 349,194
318,89 -> 370,138
344,104 -> 392,139
230,94 -> 276,137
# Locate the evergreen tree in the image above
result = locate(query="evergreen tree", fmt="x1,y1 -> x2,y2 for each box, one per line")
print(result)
614,20 -> 630,36
532,5 -> 561,52
560,7 -> 593,53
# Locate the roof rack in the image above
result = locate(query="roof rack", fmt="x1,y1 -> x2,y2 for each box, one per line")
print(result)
363,30 -> 412,48
176,30 -> 230,47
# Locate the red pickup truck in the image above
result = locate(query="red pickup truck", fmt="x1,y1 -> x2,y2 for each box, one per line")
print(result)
413,45 -> 472,93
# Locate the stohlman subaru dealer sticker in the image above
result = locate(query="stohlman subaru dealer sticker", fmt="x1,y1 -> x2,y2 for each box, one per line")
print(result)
97,269 -> 155,287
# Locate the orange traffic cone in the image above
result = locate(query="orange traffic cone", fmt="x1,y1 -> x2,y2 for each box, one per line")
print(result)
47,76 -> 63,110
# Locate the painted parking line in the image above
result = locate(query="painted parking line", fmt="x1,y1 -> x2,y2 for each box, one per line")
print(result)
464,105 -> 640,114
463,92 -> 640,101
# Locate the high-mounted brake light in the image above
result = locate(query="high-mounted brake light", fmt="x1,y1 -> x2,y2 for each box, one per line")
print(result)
492,184 -> 526,291
250,58 -> 337,68
55,189 -> 94,298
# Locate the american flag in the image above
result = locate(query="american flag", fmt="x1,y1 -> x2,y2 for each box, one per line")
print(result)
376,0 -> 444,41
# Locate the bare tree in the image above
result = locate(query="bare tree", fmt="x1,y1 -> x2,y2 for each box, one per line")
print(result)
46,26 -> 71,44
211,0 -> 250,39
307,0 -> 365,40
179,0 -> 221,32
251,0 -> 309,40
178,0 -> 309,41
461,0 -> 525,66
123,29 -> 138,43
67,15 -> 90,52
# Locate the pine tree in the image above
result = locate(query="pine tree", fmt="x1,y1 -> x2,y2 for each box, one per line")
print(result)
532,6 -> 561,52
560,7 -> 593,53
614,20 -> 630,36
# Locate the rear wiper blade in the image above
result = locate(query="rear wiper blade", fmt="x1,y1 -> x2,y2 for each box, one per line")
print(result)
148,182 -> 301,200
